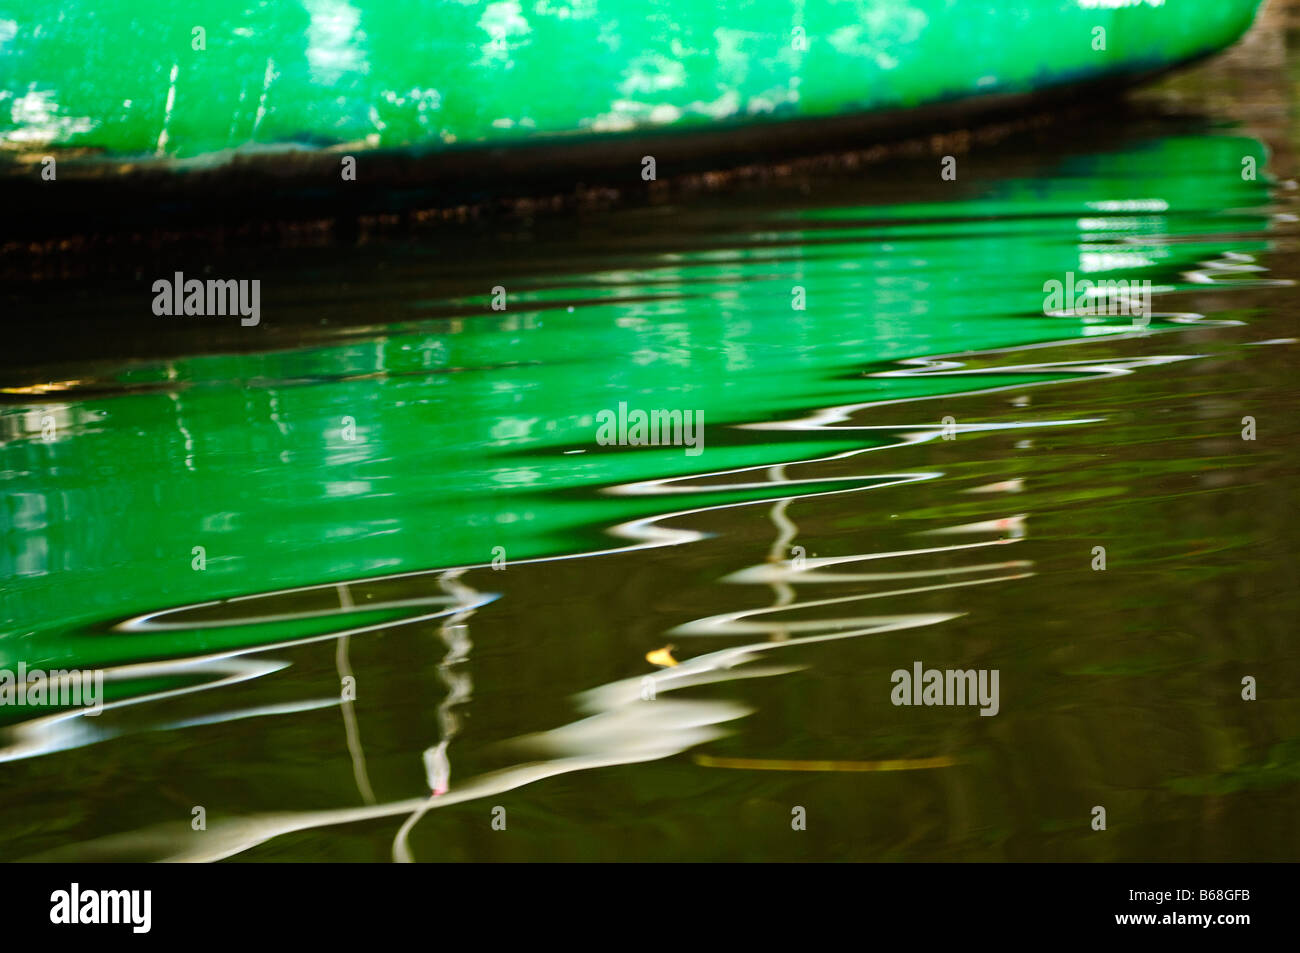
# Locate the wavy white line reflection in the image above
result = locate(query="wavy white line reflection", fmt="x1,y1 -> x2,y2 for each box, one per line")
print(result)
0,590 -> 492,764
21,267 -> 1278,853
27,505 -> 1032,861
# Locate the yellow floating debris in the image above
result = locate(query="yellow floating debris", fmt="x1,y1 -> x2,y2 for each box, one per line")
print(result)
693,754 -> 955,772
1,380 -> 83,395
645,645 -> 678,668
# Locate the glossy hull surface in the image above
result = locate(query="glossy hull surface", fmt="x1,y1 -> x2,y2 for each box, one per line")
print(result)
0,0 -> 1265,167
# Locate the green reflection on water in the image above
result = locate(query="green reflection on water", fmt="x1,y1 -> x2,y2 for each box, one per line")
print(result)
1,123 -> 1297,862
0,133 -> 1271,668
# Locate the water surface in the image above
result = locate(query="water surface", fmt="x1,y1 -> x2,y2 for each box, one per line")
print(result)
1,45 -> 1298,862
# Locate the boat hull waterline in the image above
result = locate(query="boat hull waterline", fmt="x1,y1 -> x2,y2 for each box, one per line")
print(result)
0,0 -> 1265,176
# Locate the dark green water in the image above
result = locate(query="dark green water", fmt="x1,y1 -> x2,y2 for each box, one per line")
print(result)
2,44 -> 1298,862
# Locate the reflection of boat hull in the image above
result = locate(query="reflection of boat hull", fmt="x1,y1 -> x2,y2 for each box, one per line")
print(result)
1,1 -> 1263,182
0,130 -> 1278,678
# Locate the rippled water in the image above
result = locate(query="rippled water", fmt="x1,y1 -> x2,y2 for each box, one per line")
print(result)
2,44 -> 1298,861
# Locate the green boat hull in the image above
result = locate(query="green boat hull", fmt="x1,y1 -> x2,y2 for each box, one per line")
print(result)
0,0 -> 1264,170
